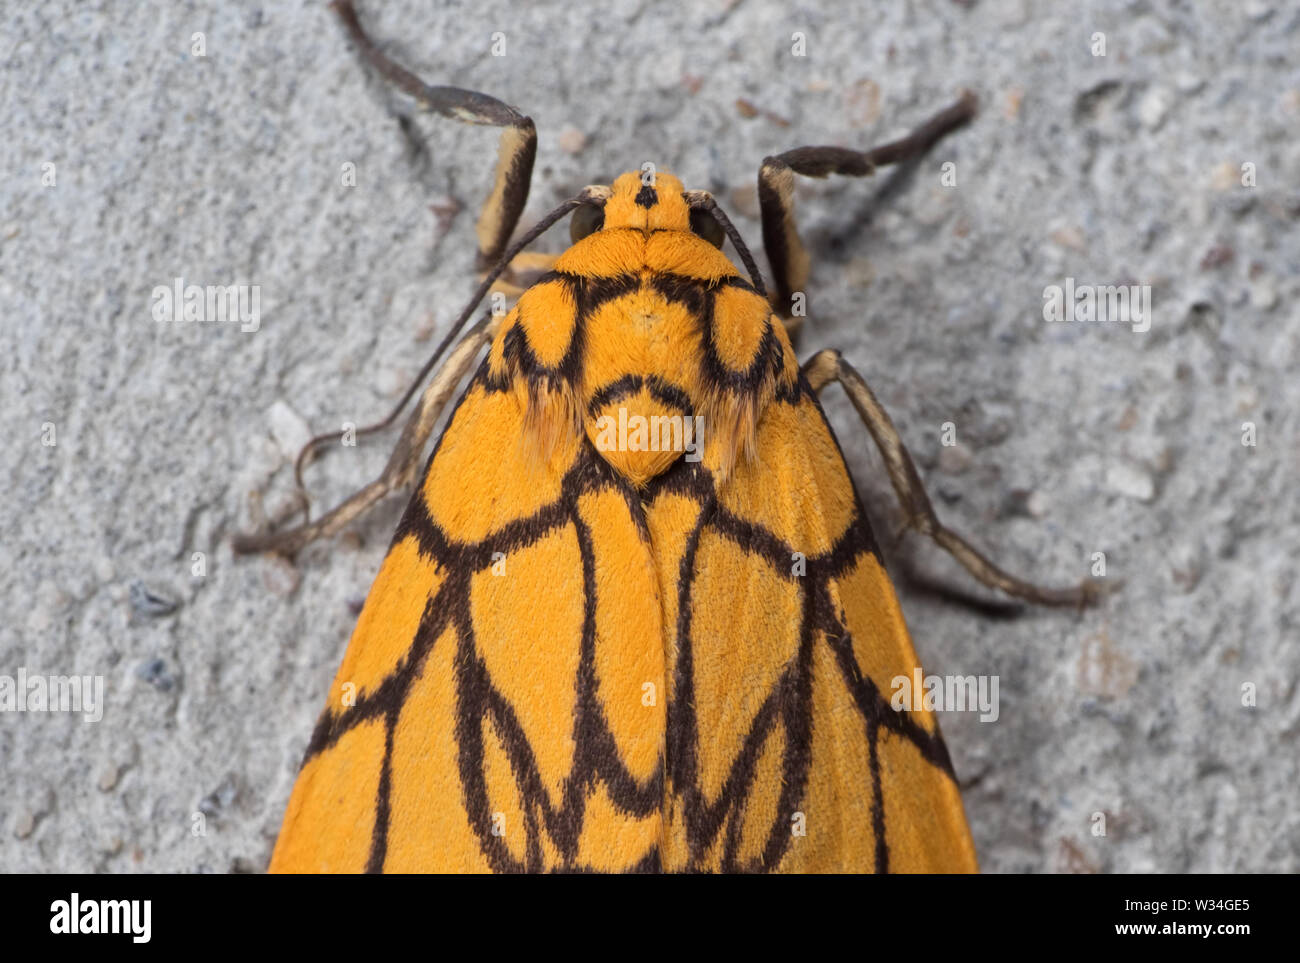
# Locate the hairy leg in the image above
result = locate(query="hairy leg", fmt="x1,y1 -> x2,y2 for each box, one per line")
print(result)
804,349 -> 1104,608
233,315 -> 495,556
759,92 -> 977,332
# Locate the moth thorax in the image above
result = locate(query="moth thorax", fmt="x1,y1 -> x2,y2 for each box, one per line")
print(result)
585,388 -> 703,488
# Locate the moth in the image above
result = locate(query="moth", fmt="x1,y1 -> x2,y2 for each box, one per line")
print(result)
236,0 -> 1101,873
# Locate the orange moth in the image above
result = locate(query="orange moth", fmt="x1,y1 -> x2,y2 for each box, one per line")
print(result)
236,1 -> 1099,873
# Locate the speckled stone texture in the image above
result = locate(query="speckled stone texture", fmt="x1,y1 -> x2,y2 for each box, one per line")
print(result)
2,0 -> 1297,872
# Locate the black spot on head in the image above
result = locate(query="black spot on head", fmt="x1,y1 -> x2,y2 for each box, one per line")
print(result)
635,184 -> 658,209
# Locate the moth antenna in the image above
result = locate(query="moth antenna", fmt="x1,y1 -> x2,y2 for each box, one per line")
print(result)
288,189 -> 601,518
685,191 -> 767,299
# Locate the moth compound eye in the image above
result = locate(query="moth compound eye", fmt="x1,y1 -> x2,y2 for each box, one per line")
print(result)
569,202 -> 605,242
688,207 -> 725,249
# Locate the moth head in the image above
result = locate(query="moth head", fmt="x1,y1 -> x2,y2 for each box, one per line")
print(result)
596,170 -> 695,233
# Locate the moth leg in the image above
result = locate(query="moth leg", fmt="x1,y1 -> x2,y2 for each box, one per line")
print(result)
232,316 -> 495,557
758,91 -> 977,333
803,349 -> 1102,608
332,0 -> 537,271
